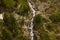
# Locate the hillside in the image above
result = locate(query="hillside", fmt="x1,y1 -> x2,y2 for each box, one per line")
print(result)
0,0 -> 60,40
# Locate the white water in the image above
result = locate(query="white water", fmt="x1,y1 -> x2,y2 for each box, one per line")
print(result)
0,14 -> 3,19
28,1 -> 36,40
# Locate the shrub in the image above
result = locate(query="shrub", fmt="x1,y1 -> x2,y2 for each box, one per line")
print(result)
3,12 -> 27,40
33,14 -> 42,25
3,0 -> 16,8
17,0 -> 30,16
46,23 -> 56,31
49,13 -> 60,23
3,12 -> 19,37
19,18 -> 25,26
33,14 -> 43,30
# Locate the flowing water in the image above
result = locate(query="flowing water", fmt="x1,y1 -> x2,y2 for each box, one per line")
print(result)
28,1 -> 36,40
0,14 -> 3,19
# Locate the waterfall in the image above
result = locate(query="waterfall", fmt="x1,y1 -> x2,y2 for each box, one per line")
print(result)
0,14 -> 3,19
28,1 -> 36,40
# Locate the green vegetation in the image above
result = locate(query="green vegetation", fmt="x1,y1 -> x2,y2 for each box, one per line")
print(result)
19,18 -> 25,26
33,14 -> 58,40
3,13 -> 18,32
0,19 -> 3,26
33,14 -> 43,30
40,31 -> 57,40
0,0 -> 60,40
17,0 -> 30,16
2,0 -> 16,8
46,23 -> 56,31
0,12 -> 28,40
33,14 -> 42,25
0,0 -> 30,15
49,13 -> 60,23
2,27 -> 13,40
3,13 -> 18,39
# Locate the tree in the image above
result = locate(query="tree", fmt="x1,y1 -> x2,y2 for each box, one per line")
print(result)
2,0 -> 16,8
3,12 -> 28,40
33,14 -> 42,25
19,18 -> 25,26
33,14 -> 43,30
3,12 -> 19,39
17,0 -> 30,16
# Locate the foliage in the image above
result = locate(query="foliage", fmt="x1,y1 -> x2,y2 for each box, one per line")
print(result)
33,14 -> 42,25
2,12 -> 29,40
33,14 -> 43,30
19,18 -> 25,26
17,0 -> 27,4
0,0 -> 60,40
1,27 -> 13,40
46,23 -> 56,31
3,12 -> 19,39
40,31 -> 50,40
49,12 -> 60,23
40,31 -> 57,40
2,0 -> 16,8
0,19 -> 3,26
3,13 -> 18,32
17,0 -> 30,16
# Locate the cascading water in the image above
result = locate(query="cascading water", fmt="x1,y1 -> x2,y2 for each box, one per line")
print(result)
28,1 -> 36,40
0,14 -> 3,19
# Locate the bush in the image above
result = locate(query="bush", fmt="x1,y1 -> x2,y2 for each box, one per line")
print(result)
33,14 -> 42,25
3,12 -> 19,37
3,12 -> 28,40
19,18 -> 25,26
2,27 -> 13,40
33,14 -> 43,30
40,31 -> 57,40
49,13 -> 60,23
46,23 -> 56,31
17,0 -> 30,16
0,19 -> 3,26
2,0 -> 16,8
